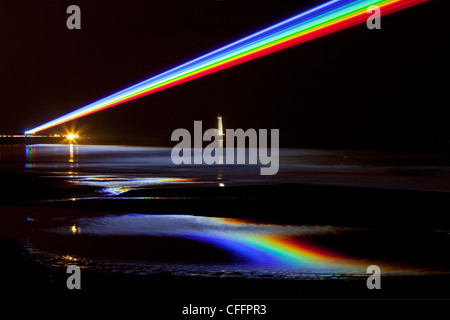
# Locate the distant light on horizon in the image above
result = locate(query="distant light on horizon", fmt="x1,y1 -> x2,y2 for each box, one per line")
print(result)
71,225 -> 79,234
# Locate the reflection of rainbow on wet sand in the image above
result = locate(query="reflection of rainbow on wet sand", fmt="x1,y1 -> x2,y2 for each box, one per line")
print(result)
56,214 -> 440,276
185,217 -> 369,271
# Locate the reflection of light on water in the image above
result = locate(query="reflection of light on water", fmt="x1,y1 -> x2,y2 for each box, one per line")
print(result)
54,214 -> 369,273
53,255 -> 80,268
100,187 -> 130,196
71,225 -> 80,234
217,139 -> 224,165
43,214 -> 448,277
68,144 -> 79,167
25,145 -> 36,169
184,229 -> 356,269
62,255 -> 78,262
15,145 -> 450,193
69,176 -> 200,195
25,145 -> 35,159
69,144 -> 74,163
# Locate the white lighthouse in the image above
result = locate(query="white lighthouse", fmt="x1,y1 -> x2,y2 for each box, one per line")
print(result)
216,113 -> 224,165
217,113 -> 224,137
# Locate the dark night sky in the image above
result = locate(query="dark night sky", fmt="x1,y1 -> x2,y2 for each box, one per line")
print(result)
1,0 -> 448,148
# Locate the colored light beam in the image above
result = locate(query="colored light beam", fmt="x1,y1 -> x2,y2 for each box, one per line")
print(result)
201,217 -> 356,267
186,233 -> 355,267
25,0 -> 427,134
182,218 -> 406,274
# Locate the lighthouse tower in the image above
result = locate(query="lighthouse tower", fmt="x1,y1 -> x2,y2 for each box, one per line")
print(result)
216,113 -> 224,165
217,113 -> 224,136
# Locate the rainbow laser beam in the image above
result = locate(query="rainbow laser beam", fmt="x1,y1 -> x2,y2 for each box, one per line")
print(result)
25,0 -> 427,134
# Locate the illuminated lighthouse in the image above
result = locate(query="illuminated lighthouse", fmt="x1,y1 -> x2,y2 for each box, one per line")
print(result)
217,113 -> 224,137
217,113 -> 224,165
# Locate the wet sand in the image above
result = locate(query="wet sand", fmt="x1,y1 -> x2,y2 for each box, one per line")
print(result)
2,170 -> 450,305
3,235 -> 450,300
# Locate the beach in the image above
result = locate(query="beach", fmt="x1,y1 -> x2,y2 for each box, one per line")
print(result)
1,145 -> 450,308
